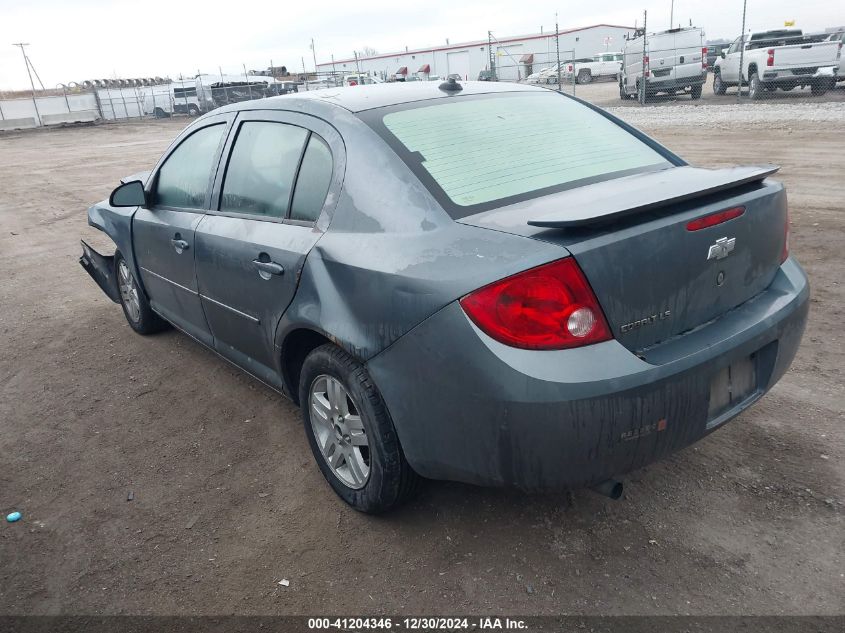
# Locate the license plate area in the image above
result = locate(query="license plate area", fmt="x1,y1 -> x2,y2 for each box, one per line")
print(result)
707,354 -> 758,427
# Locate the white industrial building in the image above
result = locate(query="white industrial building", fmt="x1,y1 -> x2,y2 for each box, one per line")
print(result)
316,24 -> 634,82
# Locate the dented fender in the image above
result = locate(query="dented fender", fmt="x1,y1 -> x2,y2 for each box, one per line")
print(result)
86,199 -> 142,285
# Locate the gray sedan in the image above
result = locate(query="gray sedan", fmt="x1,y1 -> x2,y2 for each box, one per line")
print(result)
81,81 -> 808,512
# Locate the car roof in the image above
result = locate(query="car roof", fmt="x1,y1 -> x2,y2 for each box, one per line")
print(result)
217,81 -> 551,115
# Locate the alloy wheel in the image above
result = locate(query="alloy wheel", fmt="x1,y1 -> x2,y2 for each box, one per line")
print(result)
309,374 -> 370,489
117,260 -> 142,323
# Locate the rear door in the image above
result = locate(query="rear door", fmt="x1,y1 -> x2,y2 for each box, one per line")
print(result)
194,110 -> 343,386
649,33 -> 674,84
133,115 -> 232,345
672,29 -> 704,83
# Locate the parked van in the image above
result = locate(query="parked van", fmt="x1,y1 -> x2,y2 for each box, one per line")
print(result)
620,26 -> 707,100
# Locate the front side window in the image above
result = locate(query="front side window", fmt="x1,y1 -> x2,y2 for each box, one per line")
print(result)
220,121 -> 308,218
369,92 -> 670,217
154,123 -> 226,209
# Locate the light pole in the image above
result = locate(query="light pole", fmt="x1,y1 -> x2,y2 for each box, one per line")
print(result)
670,0 -> 674,29
13,42 -> 41,126
737,0 -> 747,101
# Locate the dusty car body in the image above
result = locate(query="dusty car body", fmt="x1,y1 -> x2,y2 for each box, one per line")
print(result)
81,81 -> 808,512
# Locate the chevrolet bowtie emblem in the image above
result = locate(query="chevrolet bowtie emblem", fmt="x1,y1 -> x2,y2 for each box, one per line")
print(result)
707,237 -> 736,261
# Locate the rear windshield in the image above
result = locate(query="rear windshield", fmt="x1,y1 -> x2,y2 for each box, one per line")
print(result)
364,92 -> 671,218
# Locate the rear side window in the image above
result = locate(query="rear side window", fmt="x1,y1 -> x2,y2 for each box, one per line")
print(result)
220,121 -> 308,218
290,135 -> 333,222
155,123 -> 226,209
370,92 -> 670,217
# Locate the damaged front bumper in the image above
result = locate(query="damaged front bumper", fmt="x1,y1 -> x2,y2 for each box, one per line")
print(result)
79,240 -> 119,303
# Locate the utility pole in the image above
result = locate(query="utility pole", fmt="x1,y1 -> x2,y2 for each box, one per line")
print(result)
13,43 -> 41,126
244,63 -> 252,99
311,38 -> 318,76
331,54 -> 337,86
354,51 -> 361,77
670,0 -> 674,29
555,15 -> 562,92
639,10 -> 648,105
487,31 -> 495,77
737,0 -> 747,101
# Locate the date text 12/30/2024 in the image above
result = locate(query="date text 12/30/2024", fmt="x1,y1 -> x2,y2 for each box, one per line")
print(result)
308,617 -> 529,630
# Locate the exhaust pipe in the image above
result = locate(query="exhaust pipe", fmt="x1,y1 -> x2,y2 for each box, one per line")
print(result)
591,479 -> 623,500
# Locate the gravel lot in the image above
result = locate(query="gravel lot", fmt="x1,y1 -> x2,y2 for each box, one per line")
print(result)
0,104 -> 843,616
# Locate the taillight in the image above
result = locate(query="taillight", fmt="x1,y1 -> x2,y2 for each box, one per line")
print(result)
781,209 -> 790,263
686,206 -> 745,231
643,55 -> 650,77
702,47 -> 708,69
767,49 -> 775,66
459,258 -> 612,350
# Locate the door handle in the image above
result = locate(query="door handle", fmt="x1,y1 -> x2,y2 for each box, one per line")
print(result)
170,238 -> 189,251
252,259 -> 284,277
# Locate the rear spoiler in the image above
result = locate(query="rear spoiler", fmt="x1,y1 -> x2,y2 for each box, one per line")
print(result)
527,165 -> 779,229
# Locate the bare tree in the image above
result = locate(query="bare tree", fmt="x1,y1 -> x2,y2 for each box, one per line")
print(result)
360,46 -> 378,58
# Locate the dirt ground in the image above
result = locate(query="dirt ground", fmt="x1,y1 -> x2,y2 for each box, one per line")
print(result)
0,112 -> 842,617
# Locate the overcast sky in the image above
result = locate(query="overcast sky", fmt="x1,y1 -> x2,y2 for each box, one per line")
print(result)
1,0 -> 842,89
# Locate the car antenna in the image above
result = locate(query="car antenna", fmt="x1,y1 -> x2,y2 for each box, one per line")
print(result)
438,76 -> 463,93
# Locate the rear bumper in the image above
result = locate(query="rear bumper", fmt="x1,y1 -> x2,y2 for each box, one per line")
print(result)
645,74 -> 707,91
762,66 -> 837,83
79,240 -> 119,304
367,258 -> 809,491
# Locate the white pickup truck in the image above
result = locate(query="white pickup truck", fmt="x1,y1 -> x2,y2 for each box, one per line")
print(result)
564,52 -> 624,84
713,29 -> 841,99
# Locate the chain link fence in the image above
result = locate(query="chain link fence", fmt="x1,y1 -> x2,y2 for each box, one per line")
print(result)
1,15 -> 843,131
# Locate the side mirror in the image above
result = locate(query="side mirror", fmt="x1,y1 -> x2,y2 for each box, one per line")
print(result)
110,180 -> 147,208
720,51 -> 727,59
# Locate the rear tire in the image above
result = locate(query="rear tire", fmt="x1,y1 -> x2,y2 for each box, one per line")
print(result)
748,72 -> 762,100
188,104 -> 200,116
577,69 -> 592,84
690,84 -> 702,99
810,79 -> 830,96
114,253 -> 169,335
299,343 -> 420,513
713,71 -> 727,95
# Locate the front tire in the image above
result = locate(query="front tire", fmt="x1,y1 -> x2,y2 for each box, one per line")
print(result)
577,69 -> 592,84
115,254 -> 168,335
299,344 -> 420,513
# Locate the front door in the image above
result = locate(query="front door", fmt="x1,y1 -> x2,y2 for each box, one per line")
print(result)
720,37 -> 743,83
133,117 -> 230,345
194,111 -> 342,387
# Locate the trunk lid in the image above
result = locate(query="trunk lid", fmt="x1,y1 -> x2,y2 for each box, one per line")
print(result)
458,165 -> 788,353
